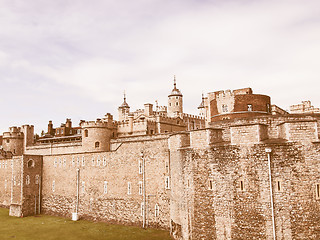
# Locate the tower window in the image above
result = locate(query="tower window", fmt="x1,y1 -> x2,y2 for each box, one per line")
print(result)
84,129 -> 88,137
247,104 -> 253,111
95,142 -> 100,148
222,104 -> 229,112
169,103 -> 171,106
27,159 -> 35,168
6,139 -> 9,143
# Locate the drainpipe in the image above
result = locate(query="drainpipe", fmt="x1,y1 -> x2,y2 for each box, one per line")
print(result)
38,175 -> 41,214
73,168 -> 80,221
266,148 -> 276,240
141,151 -> 146,229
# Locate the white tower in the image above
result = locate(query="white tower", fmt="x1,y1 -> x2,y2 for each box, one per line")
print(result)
167,76 -> 183,118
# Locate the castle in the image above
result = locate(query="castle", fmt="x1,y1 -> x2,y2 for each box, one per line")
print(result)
1,79 -> 320,240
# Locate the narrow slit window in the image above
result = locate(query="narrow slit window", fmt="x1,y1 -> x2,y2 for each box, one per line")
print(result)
316,184 -> 320,199
240,180 -> 244,191
277,181 -> 281,192
209,180 -> 214,190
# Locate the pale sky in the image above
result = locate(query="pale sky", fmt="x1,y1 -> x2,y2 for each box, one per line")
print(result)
0,0 -> 320,134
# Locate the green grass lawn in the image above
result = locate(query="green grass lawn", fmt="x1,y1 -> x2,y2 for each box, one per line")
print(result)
0,208 -> 172,240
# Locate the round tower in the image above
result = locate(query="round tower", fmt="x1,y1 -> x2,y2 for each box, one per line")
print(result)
2,126 -> 24,155
118,92 -> 130,122
167,76 -> 183,118
81,120 -> 112,152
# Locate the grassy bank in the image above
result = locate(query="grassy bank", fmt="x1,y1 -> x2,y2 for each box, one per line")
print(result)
0,208 -> 171,240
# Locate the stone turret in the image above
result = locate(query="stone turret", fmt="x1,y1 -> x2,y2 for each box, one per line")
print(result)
198,94 -> 206,118
80,119 -> 113,152
118,92 -> 130,122
167,76 -> 183,118
2,127 -> 24,155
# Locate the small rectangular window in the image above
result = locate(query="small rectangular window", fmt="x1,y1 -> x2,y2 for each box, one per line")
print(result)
82,156 -> 85,166
35,175 -> 39,185
97,156 -> 101,166
92,157 -> 95,166
141,202 -> 144,216
139,160 -> 143,174
103,156 -> 107,167
52,180 -> 55,192
165,176 -> 170,190
139,181 -> 143,195
155,204 -> 159,217
165,162 -> 169,174
104,181 -> 108,194
128,182 -> 131,195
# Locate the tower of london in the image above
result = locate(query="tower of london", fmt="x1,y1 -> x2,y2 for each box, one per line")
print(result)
1,79 -> 320,240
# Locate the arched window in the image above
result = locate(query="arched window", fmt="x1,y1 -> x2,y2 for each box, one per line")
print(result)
27,159 -> 35,168
95,142 -> 100,148
84,129 -> 88,137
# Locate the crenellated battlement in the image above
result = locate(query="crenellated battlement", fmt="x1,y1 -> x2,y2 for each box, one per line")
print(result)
3,131 -> 23,139
182,113 -> 204,120
80,120 -> 110,128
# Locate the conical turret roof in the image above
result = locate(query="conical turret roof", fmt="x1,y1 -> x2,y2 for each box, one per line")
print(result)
119,92 -> 130,108
198,94 -> 205,109
168,76 -> 182,97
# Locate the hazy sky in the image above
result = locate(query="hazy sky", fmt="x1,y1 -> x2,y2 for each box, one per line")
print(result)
0,0 -> 320,134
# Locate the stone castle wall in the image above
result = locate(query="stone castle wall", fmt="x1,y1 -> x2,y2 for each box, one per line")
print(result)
0,159 -> 12,207
169,130 -> 320,240
40,135 -> 171,229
